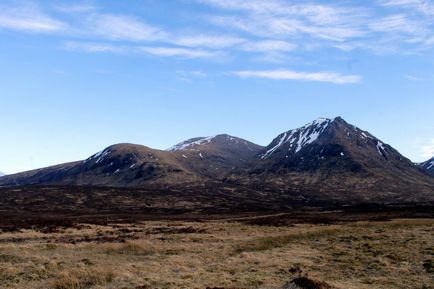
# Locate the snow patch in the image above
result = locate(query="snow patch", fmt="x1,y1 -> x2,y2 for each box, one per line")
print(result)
87,148 -> 111,164
376,141 -> 387,157
426,159 -> 434,170
262,132 -> 287,159
168,136 -> 216,151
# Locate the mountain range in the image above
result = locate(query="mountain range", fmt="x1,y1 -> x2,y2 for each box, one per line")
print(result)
0,117 -> 433,206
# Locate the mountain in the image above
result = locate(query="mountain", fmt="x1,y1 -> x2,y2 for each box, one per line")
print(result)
419,157 -> 434,176
0,144 -> 201,187
0,117 -> 432,206
245,117 -> 434,204
168,134 -> 263,178
0,172 -> 5,177
0,135 -> 262,187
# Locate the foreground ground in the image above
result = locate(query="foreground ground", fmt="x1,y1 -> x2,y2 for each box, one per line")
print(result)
0,216 -> 432,289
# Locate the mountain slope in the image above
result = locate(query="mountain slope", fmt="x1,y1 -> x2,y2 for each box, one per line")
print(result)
255,117 -> 409,172
0,144 -> 202,187
419,157 -> 434,176
0,136 -> 263,187
246,117 -> 434,204
169,134 -> 263,178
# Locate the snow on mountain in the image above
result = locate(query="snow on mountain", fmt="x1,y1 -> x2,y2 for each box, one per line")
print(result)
260,117 -> 394,161
167,134 -> 255,152
168,136 -> 216,151
427,159 -> 434,170
0,172 -> 5,177
261,117 -> 332,159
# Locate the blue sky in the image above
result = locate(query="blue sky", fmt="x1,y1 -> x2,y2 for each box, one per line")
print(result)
1,0 -> 434,174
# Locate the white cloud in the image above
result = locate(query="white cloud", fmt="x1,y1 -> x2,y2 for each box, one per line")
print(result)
405,74 -> 427,81
54,3 -> 96,13
203,0 -> 434,53
0,4 -> 66,32
2,0 -> 434,62
82,14 -> 245,51
379,0 -> 434,17
176,70 -> 207,82
85,14 -> 243,50
173,35 -> 245,49
88,14 -> 167,42
208,14 -> 365,42
241,40 -> 297,52
64,41 -> 218,59
203,0 -> 367,41
64,41 -> 126,53
231,69 -> 361,84
139,46 -> 217,58
369,14 -> 424,33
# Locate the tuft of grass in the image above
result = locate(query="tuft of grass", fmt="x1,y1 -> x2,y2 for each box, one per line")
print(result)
234,228 -> 340,253
103,240 -> 156,255
51,268 -> 115,289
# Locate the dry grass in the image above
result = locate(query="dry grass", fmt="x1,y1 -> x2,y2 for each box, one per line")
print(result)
0,219 -> 432,289
51,268 -> 115,289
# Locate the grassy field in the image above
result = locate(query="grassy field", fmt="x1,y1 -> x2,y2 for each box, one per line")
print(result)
0,217 -> 432,289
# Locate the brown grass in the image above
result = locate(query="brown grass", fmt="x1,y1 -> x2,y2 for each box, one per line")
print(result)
51,268 -> 115,289
0,219 -> 432,289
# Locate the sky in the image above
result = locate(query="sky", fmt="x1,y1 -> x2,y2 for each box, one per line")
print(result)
1,0 -> 434,174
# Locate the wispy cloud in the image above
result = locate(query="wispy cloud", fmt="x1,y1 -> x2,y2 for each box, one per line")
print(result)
241,40 -> 297,52
81,14 -> 244,52
202,0 -> 434,53
64,41 -> 218,59
173,35 -> 245,49
140,46 -> 217,58
176,70 -> 208,82
87,14 -> 167,42
379,0 -> 434,17
203,0 -> 367,42
369,14 -> 421,33
231,69 -> 361,84
2,0 -> 434,65
64,41 -> 126,54
404,74 -> 430,81
0,4 -> 66,32
54,3 -> 96,14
